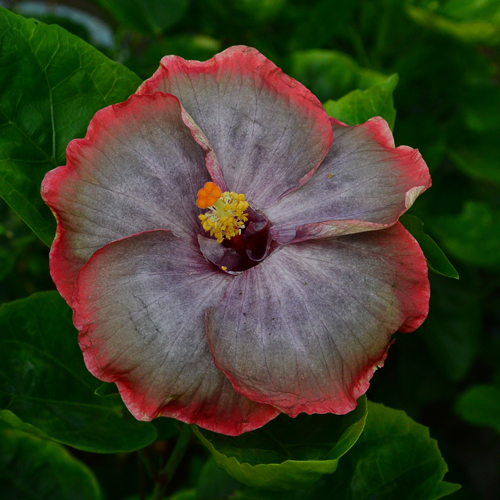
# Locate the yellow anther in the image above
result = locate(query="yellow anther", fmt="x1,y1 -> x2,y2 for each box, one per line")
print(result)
196,185 -> 249,243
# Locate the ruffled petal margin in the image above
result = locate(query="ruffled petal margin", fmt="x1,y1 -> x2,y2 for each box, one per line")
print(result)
138,45 -> 333,208
267,117 -> 431,244
206,223 -> 429,417
42,92 -> 214,304
73,230 -> 279,435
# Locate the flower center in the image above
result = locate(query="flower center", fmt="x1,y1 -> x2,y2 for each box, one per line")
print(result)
197,182 -> 249,244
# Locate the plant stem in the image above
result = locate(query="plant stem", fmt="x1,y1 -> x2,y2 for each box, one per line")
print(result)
151,425 -> 192,500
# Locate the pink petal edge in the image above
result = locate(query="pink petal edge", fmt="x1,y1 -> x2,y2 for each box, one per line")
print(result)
207,222 -> 429,417
41,92 -> 215,305
72,229 -> 280,436
138,45 -> 333,208
269,116 -> 431,245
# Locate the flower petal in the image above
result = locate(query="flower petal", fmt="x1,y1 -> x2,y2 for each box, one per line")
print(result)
73,230 -> 279,436
42,92 -> 213,304
206,223 -> 429,417
138,46 -> 333,208
267,117 -> 431,244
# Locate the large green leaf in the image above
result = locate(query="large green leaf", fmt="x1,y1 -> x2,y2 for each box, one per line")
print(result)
289,49 -> 389,103
0,8 -> 142,246
327,402 -> 460,499
400,214 -> 458,279
0,411 -> 102,500
233,402 -> 459,500
0,291 -> 157,453
91,0 -> 190,35
455,385 -> 500,435
194,396 -> 367,490
323,74 -> 398,130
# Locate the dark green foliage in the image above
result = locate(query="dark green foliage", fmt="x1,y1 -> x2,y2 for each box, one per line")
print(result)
0,7 -> 141,246
0,292 -> 157,453
0,411 -> 102,500
195,397 -> 367,489
199,402 -> 460,499
324,74 -> 398,130
1,0 -> 499,498
400,215 -> 458,279
455,385 -> 500,435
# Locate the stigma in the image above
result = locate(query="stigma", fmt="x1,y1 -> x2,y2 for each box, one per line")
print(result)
196,182 -> 249,243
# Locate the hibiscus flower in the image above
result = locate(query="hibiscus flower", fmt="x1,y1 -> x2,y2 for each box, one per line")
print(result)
41,46 -> 430,436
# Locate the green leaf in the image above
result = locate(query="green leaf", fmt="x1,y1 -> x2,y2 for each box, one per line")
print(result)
95,382 -> 119,397
0,8 -> 142,246
455,384 -> 500,435
439,0 -> 500,20
91,0 -> 190,35
323,74 -> 398,130
289,49 -> 390,103
0,409 -> 50,438
197,458 -> 243,500
430,201 -> 500,269
406,3 -> 500,45
194,396 -> 367,490
448,133 -> 500,185
0,413 -> 102,500
419,273 -> 481,381
400,214 -> 458,279
0,291 -> 157,453
234,402 -> 459,500
330,402 -> 460,499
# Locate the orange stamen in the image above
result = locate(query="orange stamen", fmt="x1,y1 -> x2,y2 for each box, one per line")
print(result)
196,182 -> 222,208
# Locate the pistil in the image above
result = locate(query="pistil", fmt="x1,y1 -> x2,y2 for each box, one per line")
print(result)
197,182 -> 249,244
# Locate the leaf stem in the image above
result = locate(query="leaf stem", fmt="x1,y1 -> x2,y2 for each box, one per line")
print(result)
138,449 -> 155,480
151,424 -> 191,500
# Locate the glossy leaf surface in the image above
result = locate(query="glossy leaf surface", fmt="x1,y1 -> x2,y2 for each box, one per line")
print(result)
0,411 -> 102,500
232,402 -> 459,500
323,74 -> 398,130
0,291 -> 157,452
195,396 -> 367,490
0,8 -> 141,246
400,214 -> 458,279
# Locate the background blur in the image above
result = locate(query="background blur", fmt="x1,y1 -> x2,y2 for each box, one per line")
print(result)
1,0 -> 499,498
